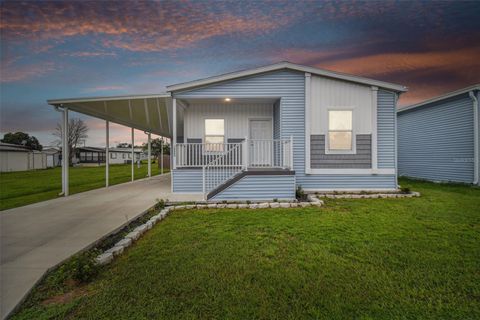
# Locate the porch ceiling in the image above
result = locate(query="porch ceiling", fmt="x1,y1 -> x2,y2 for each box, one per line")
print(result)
47,94 -> 173,138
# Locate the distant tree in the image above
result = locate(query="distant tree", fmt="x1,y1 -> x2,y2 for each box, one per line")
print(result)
142,138 -> 170,165
53,118 -> 88,165
116,142 -> 131,148
1,132 -> 43,150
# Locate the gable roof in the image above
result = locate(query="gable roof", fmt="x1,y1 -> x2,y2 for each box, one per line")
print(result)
398,84 -> 480,113
167,61 -> 408,93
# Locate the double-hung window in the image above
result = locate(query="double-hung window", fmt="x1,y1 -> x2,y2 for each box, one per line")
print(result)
205,119 -> 225,152
328,110 -> 353,152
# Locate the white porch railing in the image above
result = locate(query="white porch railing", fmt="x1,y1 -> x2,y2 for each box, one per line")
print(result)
174,138 -> 293,169
174,138 -> 293,199
203,143 -> 243,195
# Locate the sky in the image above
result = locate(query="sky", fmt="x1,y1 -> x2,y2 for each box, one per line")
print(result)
1,0 -> 479,147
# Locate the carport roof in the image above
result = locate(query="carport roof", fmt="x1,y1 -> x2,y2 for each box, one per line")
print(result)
47,94 -> 173,138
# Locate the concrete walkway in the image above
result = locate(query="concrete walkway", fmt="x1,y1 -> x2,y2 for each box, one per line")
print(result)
0,174 -> 201,319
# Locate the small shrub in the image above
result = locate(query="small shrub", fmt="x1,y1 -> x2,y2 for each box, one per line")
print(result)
246,200 -> 251,205
296,185 -> 306,200
69,253 -> 99,284
400,187 -> 411,194
273,198 -> 278,202
154,198 -> 166,210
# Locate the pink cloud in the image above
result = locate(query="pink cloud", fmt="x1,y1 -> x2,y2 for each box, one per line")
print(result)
0,61 -> 56,83
83,85 -> 127,93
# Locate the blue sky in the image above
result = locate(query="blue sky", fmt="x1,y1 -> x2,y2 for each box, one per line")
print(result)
1,0 -> 479,146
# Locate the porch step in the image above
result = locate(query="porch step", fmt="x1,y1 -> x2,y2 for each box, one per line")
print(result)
207,168 -> 295,200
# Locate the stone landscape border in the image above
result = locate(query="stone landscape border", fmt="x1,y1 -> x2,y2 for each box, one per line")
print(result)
95,196 -> 324,265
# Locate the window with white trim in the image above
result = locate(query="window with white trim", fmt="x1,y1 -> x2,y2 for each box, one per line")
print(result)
328,110 -> 353,151
205,119 -> 224,152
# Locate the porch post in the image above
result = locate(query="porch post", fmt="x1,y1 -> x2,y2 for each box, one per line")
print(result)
289,135 -> 294,170
147,132 -> 151,177
131,128 -> 134,182
63,107 -> 69,196
106,120 -> 109,187
172,98 -> 177,169
243,136 -> 248,170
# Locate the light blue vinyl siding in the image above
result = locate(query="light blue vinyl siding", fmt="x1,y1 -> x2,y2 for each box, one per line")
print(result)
172,169 -> 202,193
273,100 -> 280,140
211,175 -> 295,201
174,69 -> 397,192
298,174 -> 396,190
398,93 -> 475,183
377,90 -> 396,168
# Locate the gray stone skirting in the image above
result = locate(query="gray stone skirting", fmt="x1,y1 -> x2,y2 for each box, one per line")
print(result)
95,196 -> 324,265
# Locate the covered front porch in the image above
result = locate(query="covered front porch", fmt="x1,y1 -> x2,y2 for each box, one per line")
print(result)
171,97 -> 294,199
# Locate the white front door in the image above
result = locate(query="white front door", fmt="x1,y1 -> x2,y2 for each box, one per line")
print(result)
249,119 -> 273,167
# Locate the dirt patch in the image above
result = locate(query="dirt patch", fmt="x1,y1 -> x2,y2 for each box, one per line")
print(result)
42,281 -> 90,306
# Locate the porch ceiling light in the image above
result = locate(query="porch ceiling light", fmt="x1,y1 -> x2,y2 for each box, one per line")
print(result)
224,98 -> 231,102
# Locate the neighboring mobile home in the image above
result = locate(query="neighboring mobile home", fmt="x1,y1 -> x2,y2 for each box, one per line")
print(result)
0,143 -> 47,172
74,146 -> 145,165
397,85 -> 480,185
48,62 -> 407,200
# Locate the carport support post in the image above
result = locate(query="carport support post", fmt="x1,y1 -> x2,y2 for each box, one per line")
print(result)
106,120 -> 109,187
131,128 -> 134,182
172,98 -> 176,169
160,138 -> 164,174
62,106 -> 69,196
147,133 -> 151,177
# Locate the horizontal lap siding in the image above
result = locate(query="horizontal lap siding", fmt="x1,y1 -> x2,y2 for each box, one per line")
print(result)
300,175 -> 396,190
172,169 -> 202,193
211,175 -> 295,201
398,94 -> 474,183
378,90 -> 396,169
311,134 -> 372,168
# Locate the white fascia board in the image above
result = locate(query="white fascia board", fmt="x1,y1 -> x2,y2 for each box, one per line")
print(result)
47,93 -> 171,105
167,62 -> 407,93
398,84 -> 480,113
307,168 -> 396,175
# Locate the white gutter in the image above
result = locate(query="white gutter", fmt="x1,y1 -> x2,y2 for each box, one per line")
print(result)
469,91 -> 479,185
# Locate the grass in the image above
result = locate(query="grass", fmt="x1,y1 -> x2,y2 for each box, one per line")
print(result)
11,179 -> 480,319
0,162 -> 169,211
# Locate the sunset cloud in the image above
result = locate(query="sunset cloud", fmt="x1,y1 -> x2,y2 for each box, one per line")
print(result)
83,85 -> 127,93
0,1 -> 295,53
0,61 -> 56,83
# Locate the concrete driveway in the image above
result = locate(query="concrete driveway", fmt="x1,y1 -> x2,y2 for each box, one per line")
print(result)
0,173 -> 201,319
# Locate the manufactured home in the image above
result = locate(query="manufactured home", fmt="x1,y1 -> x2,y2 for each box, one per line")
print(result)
48,62 -> 407,200
0,143 -> 47,172
74,146 -> 146,165
398,85 -> 480,185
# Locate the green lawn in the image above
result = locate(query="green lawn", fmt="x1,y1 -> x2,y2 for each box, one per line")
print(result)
12,179 -> 480,319
0,162 -> 169,211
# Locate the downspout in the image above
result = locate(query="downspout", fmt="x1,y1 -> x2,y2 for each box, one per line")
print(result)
469,91 -> 479,185
394,92 -> 399,189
